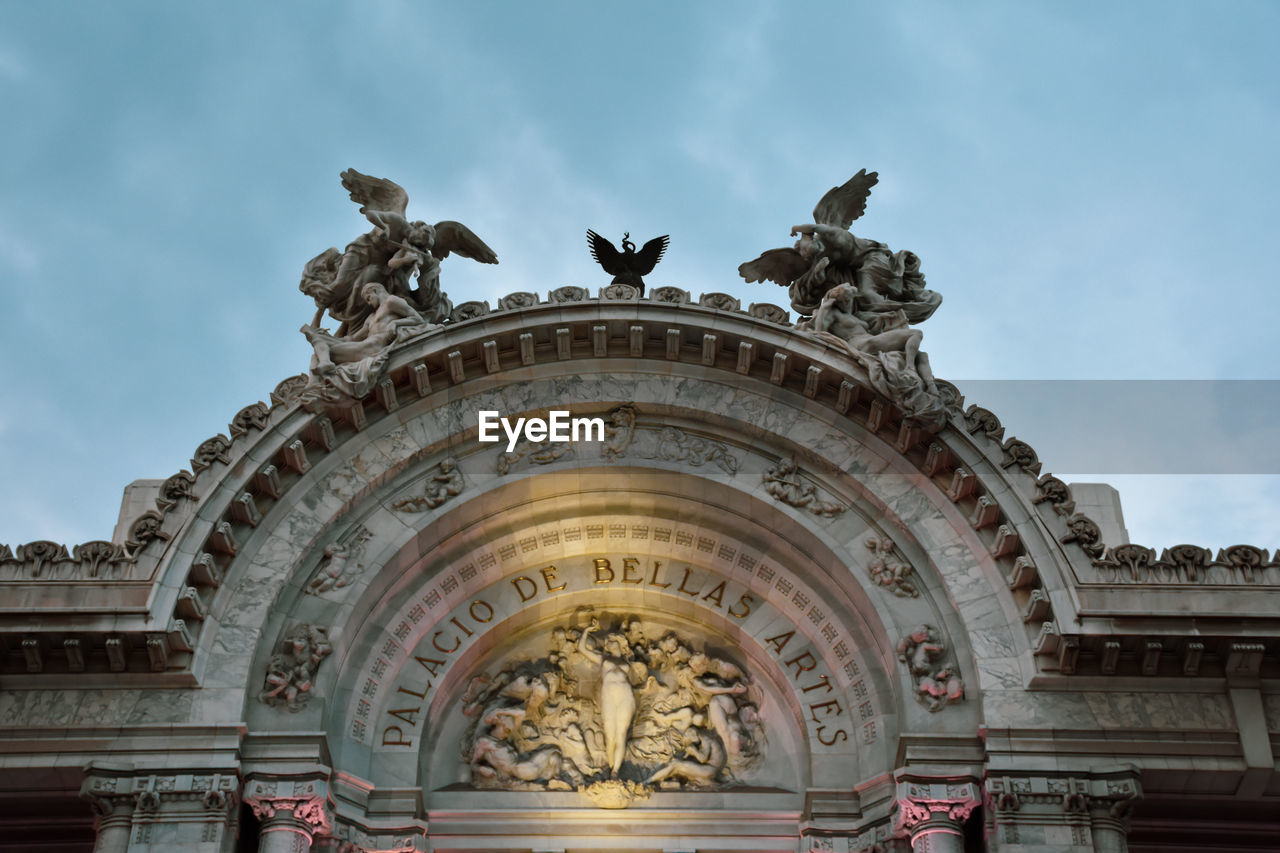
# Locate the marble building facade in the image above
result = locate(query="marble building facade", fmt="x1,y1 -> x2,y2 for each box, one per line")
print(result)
2,174 -> 1278,852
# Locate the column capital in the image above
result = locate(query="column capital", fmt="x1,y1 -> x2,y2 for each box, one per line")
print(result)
243,775 -> 334,837
892,774 -> 981,839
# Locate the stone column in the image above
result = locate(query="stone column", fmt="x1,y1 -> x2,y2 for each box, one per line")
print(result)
80,765 -> 135,853
893,776 -> 980,853
984,768 -> 1141,853
244,777 -> 333,853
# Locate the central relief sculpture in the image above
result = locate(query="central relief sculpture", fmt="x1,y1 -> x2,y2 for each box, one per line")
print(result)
459,612 -> 765,807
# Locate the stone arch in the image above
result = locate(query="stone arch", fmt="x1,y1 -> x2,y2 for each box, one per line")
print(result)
126,295 -> 1098,846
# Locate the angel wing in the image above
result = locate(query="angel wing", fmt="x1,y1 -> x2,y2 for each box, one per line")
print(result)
432,220 -> 499,264
811,169 -> 879,230
587,229 -> 622,274
738,247 -> 810,286
340,168 -> 409,217
633,235 -> 670,275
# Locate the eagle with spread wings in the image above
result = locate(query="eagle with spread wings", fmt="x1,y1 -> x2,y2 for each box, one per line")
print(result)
299,169 -> 498,334
587,230 -> 669,293
737,169 -> 938,324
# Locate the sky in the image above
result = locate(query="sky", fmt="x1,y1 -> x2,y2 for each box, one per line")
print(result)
1,1 -> 1277,551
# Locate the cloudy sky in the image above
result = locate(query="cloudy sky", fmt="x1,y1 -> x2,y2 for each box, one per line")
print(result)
1,2 -> 1277,550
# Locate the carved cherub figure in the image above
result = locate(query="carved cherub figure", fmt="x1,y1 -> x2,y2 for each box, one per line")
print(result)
306,543 -> 350,594
644,727 -> 726,788
393,458 -> 464,512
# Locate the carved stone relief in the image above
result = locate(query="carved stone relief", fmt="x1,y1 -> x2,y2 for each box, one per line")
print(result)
229,401 -> 270,438
460,612 -> 764,806
496,436 -> 575,474
618,426 -> 739,474
305,526 -> 373,596
600,283 -> 640,301
450,300 -> 490,322
1060,513 -> 1105,559
270,373 -> 310,408
896,625 -> 964,712
864,537 -> 919,598
762,456 -> 845,518
602,405 -> 637,461
391,458 -> 464,512
260,624 -> 333,711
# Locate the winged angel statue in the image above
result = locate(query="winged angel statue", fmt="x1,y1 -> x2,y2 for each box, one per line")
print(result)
296,170 -> 498,405
739,170 -> 952,427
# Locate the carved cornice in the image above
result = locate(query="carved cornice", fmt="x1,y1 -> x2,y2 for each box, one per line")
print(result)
2,287 -> 1277,686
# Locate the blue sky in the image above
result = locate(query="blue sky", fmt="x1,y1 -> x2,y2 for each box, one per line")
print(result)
1,2 -> 1277,549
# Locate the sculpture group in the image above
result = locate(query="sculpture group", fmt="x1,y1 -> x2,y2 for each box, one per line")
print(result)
460,613 -> 764,804
297,169 -> 498,405
738,169 -> 951,427
292,168 -> 953,428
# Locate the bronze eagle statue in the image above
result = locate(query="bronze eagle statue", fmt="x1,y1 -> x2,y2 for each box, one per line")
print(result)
587,230 -> 669,293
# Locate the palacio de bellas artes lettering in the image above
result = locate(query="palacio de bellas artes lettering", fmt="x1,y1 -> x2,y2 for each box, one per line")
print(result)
3,167 -> 1279,853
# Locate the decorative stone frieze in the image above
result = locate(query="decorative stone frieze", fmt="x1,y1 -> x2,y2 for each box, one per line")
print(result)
984,768 -> 1141,853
